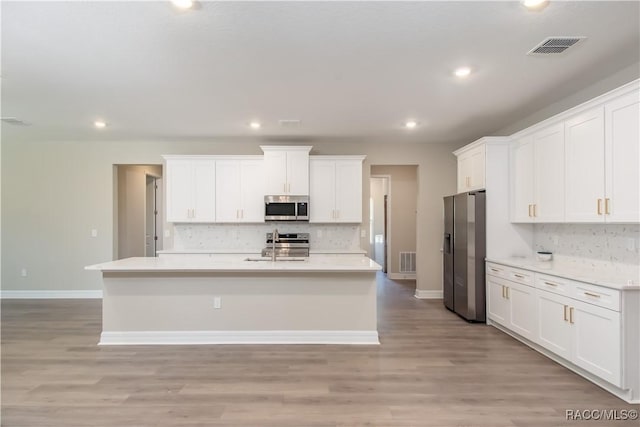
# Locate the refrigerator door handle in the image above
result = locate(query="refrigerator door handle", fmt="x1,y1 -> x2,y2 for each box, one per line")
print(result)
443,233 -> 452,254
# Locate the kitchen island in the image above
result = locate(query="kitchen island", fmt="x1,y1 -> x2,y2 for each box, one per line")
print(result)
86,254 -> 381,345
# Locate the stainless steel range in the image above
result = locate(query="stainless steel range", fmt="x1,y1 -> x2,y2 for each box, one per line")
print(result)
261,231 -> 310,258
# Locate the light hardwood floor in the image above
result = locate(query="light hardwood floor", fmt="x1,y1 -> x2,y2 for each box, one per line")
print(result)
2,274 -> 637,426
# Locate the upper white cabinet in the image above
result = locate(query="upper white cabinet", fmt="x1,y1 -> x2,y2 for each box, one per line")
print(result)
261,146 -> 312,195
215,158 -> 265,223
165,157 -> 216,223
510,82 -> 639,224
565,90 -> 640,223
309,156 -> 365,223
605,91 -> 640,223
510,124 -> 565,222
455,143 -> 486,192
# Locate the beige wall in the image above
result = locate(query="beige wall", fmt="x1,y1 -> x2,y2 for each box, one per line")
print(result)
370,166 -> 417,275
116,165 -> 162,259
1,139 -> 458,293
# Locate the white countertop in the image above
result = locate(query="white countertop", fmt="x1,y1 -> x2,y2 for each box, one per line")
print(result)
156,249 -> 367,255
86,254 -> 381,273
486,257 -> 640,291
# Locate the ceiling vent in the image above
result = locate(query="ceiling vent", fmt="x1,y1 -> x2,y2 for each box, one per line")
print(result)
527,37 -> 586,55
1,117 -> 30,126
278,119 -> 301,129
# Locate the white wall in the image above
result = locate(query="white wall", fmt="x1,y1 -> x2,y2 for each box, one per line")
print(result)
1,139 -> 458,293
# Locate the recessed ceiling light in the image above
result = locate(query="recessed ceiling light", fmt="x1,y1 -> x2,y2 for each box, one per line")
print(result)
249,121 -> 261,129
405,120 -> 418,129
171,0 -> 194,10
522,0 -> 548,10
454,67 -> 472,78
94,120 -> 107,129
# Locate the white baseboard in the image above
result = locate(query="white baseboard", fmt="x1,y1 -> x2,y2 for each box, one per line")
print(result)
414,289 -> 443,299
387,273 -> 416,280
99,330 -> 380,345
0,290 -> 103,299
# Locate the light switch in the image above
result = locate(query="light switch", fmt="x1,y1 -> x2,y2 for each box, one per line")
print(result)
360,229 -> 366,238
91,229 -> 98,238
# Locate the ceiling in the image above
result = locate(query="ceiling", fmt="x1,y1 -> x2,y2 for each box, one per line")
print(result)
2,1 -> 639,144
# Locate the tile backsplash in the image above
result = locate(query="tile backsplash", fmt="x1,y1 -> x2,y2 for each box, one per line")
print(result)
173,223 -> 361,251
534,223 -> 640,266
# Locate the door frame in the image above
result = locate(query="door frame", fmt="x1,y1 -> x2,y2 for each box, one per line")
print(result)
370,174 -> 391,273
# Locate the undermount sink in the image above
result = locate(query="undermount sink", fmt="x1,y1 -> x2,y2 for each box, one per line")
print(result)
244,257 -> 307,262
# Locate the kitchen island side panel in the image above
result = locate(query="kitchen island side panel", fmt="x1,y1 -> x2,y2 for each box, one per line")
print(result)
101,271 -> 377,336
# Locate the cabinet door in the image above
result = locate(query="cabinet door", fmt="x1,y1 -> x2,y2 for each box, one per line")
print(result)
215,160 -> 242,222
469,145 -> 486,191
309,160 -> 336,223
334,160 -> 362,222
457,153 -> 472,193
286,150 -> 310,195
605,91 -> 640,223
487,276 -> 510,326
192,160 -> 216,222
239,160 -> 265,222
263,151 -> 288,194
508,281 -> 538,343
565,107 -> 605,222
533,124 -> 565,222
537,289 -> 572,360
166,159 -> 193,222
571,300 -> 621,386
510,136 -> 534,222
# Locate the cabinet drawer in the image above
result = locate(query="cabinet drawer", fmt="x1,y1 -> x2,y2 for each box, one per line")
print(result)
536,274 -> 573,297
506,268 -> 534,286
486,263 -> 508,279
572,282 -> 620,312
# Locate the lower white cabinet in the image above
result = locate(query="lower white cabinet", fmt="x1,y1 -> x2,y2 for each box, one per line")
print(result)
487,272 -> 537,342
487,261 -> 632,400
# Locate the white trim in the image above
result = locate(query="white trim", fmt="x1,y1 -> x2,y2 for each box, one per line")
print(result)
414,289 -> 443,299
0,290 -> 103,299
99,330 -> 380,345
388,273 -> 416,280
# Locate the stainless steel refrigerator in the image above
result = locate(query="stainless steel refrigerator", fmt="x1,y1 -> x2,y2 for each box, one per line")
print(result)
443,191 -> 486,322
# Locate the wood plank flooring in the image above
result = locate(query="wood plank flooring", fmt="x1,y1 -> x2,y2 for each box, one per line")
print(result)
2,274 -> 638,426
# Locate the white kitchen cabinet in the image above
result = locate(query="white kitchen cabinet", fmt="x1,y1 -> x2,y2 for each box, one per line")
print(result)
165,157 -> 216,223
486,267 -> 537,342
605,90 -> 640,223
215,158 -> 265,223
261,146 -> 312,195
510,123 -> 564,222
536,288 -> 622,387
455,143 -> 485,192
309,156 -> 364,223
537,289 -> 573,360
565,107 -> 606,222
565,89 -> 639,223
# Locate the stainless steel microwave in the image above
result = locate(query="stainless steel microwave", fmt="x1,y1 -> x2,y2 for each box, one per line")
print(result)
264,195 -> 309,221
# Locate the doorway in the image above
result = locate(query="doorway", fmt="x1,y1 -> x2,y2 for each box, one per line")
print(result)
114,164 -> 163,259
370,176 -> 390,273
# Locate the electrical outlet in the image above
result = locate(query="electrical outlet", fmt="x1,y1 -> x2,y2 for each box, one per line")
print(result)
91,229 -> 98,238
164,229 -> 171,238
21,268 -> 27,277
214,297 -> 221,309
317,229 -> 323,238
360,229 -> 366,238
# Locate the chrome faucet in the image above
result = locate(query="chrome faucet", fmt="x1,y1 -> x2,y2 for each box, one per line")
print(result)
271,228 -> 279,262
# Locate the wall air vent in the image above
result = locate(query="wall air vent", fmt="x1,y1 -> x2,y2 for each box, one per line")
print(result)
278,119 -> 301,128
1,117 -> 30,126
527,37 -> 586,56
